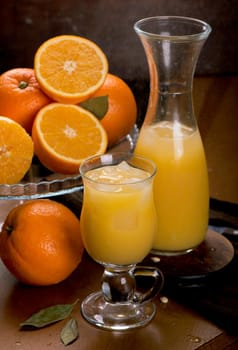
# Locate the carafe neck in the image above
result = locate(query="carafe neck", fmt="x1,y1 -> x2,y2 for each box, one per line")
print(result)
134,16 -> 211,128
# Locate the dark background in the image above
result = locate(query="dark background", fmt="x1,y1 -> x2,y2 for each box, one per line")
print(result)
1,0 -> 237,121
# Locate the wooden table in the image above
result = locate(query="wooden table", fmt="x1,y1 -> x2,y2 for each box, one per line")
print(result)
0,76 -> 238,349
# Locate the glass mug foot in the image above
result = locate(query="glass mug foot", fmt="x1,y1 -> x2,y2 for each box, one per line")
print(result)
81,291 -> 156,331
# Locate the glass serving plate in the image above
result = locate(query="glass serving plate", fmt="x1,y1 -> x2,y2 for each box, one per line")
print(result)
0,125 -> 139,200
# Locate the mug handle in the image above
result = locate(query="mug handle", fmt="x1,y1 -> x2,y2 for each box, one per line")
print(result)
133,266 -> 164,304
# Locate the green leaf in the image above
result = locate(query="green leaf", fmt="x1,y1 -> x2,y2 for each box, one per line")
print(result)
19,299 -> 79,329
60,318 -> 79,346
80,95 -> 108,119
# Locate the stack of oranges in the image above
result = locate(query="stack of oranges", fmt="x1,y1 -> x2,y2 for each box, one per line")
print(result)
0,35 -> 137,286
0,35 -> 137,183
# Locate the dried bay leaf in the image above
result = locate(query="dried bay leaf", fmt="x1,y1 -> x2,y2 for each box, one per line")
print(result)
60,318 -> 79,346
80,95 -> 108,119
20,299 -> 79,329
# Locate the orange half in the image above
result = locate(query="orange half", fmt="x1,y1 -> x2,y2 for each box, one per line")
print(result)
34,35 -> 108,104
0,116 -> 34,184
32,103 -> 108,174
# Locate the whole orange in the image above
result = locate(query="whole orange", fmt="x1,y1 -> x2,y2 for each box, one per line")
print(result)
0,199 -> 84,286
92,73 -> 137,147
0,68 -> 51,133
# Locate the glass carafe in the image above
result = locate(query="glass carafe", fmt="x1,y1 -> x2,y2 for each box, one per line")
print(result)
134,16 -> 211,255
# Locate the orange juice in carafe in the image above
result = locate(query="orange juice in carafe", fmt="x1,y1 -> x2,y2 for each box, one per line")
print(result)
135,121 -> 209,254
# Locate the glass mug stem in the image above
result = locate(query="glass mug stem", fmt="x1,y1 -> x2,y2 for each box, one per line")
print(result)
102,265 -> 164,304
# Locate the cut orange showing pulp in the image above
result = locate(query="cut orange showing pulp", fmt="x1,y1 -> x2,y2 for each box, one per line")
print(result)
32,103 -> 108,174
34,35 -> 108,104
0,116 -> 34,184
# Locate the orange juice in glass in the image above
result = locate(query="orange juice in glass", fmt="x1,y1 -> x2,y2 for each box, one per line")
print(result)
80,152 -> 164,331
135,121 -> 209,254
80,154 -> 157,265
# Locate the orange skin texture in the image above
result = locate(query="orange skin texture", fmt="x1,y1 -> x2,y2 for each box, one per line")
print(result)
92,73 -> 137,147
0,68 -> 51,133
0,199 -> 84,286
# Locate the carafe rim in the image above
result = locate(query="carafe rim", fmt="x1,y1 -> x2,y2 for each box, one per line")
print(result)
134,16 -> 212,42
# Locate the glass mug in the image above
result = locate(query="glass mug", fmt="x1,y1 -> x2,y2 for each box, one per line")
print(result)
80,152 -> 164,330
